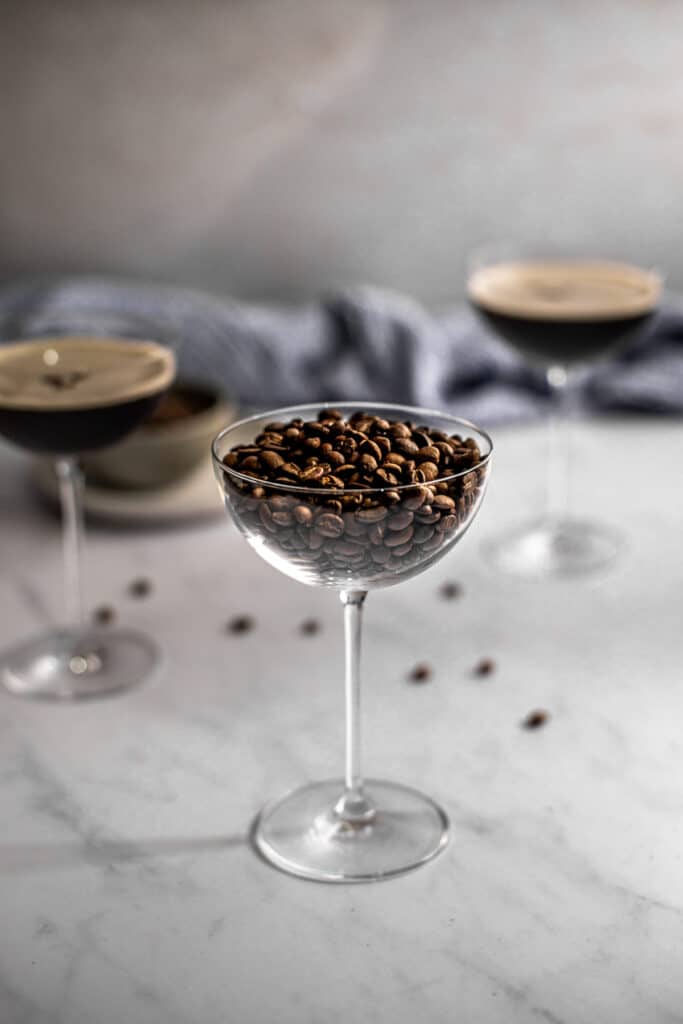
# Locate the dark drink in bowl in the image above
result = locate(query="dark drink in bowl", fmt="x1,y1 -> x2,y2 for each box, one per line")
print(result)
467,260 -> 661,366
0,335 -> 176,701
0,336 -> 175,453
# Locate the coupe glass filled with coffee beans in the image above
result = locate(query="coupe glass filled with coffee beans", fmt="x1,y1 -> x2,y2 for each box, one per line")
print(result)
212,403 -> 492,882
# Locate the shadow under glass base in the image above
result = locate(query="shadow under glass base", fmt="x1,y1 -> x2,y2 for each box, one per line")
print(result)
252,778 -> 449,883
483,517 -> 623,579
1,626 -> 159,700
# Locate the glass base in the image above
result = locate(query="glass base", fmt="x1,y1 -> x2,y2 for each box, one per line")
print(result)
252,778 -> 449,883
1,626 -> 159,700
484,517 -> 622,579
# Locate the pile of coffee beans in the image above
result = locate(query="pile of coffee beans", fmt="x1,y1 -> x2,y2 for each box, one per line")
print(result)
221,409 -> 489,584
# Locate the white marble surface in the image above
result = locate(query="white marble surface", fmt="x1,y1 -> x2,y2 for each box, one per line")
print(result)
1,417 -> 683,1024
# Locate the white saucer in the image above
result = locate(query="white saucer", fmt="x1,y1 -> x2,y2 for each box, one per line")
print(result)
32,455 -> 223,527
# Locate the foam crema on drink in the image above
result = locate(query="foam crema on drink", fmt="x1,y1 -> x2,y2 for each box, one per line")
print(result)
0,336 -> 176,454
467,260 -> 661,365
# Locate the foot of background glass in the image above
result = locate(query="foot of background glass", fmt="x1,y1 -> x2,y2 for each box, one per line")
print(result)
483,518 -> 623,579
1,626 -> 159,700
252,778 -> 449,883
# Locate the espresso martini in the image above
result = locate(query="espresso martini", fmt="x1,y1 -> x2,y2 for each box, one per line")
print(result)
0,335 -> 176,700
467,260 -> 661,366
0,336 -> 175,453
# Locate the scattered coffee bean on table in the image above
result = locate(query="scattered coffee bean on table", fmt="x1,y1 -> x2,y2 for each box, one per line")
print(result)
521,709 -> 550,730
227,615 -> 255,635
473,657 -> 496,677
221,408 -> 488,585
128,577 -> 153,599
439,581 -> 463,600
408,663 -> 433,683
299,618 -> 322,636
92,604 -> 116,626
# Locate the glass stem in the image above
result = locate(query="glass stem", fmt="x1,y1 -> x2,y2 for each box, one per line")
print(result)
55,457 -> 86,629
335,590 -> 375,826
545,365 -> 571,525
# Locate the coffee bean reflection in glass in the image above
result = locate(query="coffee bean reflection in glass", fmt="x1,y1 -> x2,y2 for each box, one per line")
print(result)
467,254 -> 661,579
0,336 -> 175,701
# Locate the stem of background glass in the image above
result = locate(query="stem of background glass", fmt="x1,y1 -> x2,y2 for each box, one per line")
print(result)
55,457 -> 85,629
335,590 -> 375,827
545,365 -> 571,525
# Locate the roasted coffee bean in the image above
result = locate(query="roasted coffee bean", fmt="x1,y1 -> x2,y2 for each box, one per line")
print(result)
332,539 -> 366,558
269,495 -> 292,511
522,709 -> 549,730
432,494 -> 455,512
439,581 -> 462,600
129,577 -> 152,599
421,533 -> 444,552
227,615 -> 254,634
416,461 -> 439,482
434,441 -> 454,459
375,467 -> 399,487
384,525 -> 414,548
309,530 -> 325,550
402,485 -> 429,510
394,437 -> 419,456
391,541 -> 414,557
93,604 -> 116,625
415,508 -> 440,525
417,445 -> 441,463
316,513 -> 345,538
435,514 -> 458,533
368,521 -> 386,544
359,438 -> 382,462
413,524 -> 435,544
408,662 -> 432,683
356,505 -> 387,523
344,515 -> 367,538
300,465 -> 324,481
473,657 -> 496,677
387,509 -> 414,531
258,503 -> 278,533
389,422 -> 411,439
300,618 -> 322,635
294,504 -> 313,526
370,546 -> 391,563
358,453 -> 378,475
271,510 -> 294,527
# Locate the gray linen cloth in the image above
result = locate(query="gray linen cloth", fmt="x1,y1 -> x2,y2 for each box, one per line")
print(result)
0,276 -> 681,425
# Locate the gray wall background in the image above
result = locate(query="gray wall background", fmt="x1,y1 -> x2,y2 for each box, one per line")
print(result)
1,0 -> 681,305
